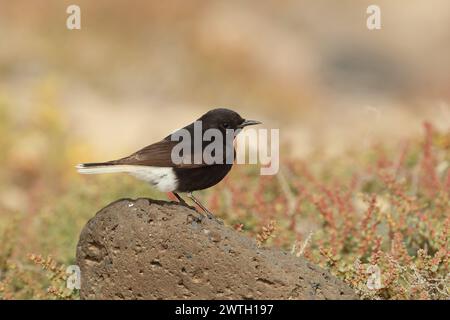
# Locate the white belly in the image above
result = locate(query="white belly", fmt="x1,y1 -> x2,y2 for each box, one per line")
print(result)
128,166 -> 178,192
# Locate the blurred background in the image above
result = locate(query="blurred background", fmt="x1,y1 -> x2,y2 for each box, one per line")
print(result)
0,0 -> 449,299
1,0 -> 449,158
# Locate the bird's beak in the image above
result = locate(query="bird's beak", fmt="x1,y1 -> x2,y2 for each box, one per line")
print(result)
238,119 -> 262,128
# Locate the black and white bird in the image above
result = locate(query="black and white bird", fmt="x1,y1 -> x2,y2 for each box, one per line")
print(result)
76,108 -> 261,218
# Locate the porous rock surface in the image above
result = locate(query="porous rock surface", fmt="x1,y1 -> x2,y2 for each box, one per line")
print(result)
76,198 -> 356,299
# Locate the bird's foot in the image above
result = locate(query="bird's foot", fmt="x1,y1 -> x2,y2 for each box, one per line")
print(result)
188,206 -> 224,225
184,192 -> 224,225
202,209 -> 224,225
186,212 -> 204,224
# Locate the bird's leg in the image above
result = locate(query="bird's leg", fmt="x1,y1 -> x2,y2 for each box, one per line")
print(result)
172,192 -> 188,205
172,192 -> 203,223
187,192 -> 215,220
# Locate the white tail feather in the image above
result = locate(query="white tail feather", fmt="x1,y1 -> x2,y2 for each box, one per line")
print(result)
75,164 -> 178,192
76,164 -> 131,175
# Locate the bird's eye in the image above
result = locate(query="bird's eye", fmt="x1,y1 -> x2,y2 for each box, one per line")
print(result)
222,122 -> 230,129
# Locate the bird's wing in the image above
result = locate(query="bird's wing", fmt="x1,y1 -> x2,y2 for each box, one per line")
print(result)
112,139 -> 207,168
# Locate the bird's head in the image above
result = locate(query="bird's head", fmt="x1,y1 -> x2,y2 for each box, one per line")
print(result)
198,108 -> 261,134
